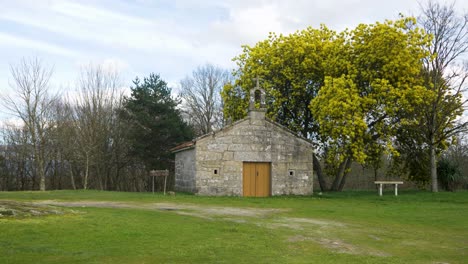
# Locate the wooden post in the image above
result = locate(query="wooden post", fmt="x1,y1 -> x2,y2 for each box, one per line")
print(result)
149,169 -> 169,195
152,175 -> 155,194
163,170 -> 168,195
149,170 -> 156,195
379,183 -> 383,196
394,184 -> 398,196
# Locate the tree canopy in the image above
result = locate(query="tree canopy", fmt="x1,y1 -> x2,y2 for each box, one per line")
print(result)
180,64 -> 230,136
122,73 -> 193,170
400,1 -> 468,191
222,17 -> 431,191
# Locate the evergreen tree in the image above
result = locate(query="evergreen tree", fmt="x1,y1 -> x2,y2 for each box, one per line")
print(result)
122,73 -> 193,170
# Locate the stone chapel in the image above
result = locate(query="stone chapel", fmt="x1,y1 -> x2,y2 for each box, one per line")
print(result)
171,82 -> 314,196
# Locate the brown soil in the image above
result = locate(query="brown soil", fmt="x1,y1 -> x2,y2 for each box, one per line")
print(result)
31,200 -> 286,218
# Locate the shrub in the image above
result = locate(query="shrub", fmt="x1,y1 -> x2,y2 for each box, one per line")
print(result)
437,158 -> 463,191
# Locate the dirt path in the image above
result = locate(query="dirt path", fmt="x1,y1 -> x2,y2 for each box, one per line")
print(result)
32,200 -> 286,218
7,199 -> 388,257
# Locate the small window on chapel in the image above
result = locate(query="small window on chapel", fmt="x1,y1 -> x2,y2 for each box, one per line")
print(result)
214,169 -> 218,175
289,170 -> 295,176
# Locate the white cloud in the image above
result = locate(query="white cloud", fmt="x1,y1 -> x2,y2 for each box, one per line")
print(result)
203,0 -> 422,47
210,3 -> 285,45
0,1 -> 193,54
1,0 -> 467,95
0,32 -> 80,58
75,58 -> 129,74
101,58 -> 129,73
50,1 -> 155,27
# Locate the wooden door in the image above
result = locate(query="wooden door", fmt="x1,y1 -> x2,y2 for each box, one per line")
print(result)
243,162 -> 271,197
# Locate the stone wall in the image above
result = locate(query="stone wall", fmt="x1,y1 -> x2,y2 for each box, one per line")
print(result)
194,111 -> 314,196
174,148 -> 196,193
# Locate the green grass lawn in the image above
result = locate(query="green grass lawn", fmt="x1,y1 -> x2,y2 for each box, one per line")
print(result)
0,190 -> 467,263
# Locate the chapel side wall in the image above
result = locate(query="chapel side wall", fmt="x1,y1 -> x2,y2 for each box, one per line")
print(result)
195,118 -> 314,196
195,129 -> 241,196
174,148 -> 196,193
268,122 -> 314,195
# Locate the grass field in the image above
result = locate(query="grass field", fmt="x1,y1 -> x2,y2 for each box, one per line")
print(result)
0,190 -> 467,263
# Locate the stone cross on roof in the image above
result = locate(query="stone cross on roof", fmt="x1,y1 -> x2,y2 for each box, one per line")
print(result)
253,76 -> 261,90
249,76 -> 266,111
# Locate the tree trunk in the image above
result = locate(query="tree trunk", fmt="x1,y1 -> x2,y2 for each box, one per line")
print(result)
38,154 -> 46,191
97,165 -> 104,191
331,158 -> 348,191
84,152 -> 89,190
430,144 -> 438,192
312,154 -> 327,191
69,163 -> 76,190
54,159 -> 59,190
338,158 -> 353,191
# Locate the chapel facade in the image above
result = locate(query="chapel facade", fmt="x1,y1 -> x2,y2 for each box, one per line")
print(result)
171,83 -> 314,196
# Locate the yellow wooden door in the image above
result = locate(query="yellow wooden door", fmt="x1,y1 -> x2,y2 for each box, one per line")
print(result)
242,162 -> 256,197
243,162 -> 271,197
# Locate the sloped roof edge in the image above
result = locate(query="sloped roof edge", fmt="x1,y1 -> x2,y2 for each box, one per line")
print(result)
194,117 -> 248,142
172,116 -> 314,153
263,118 -> 314,147
170,140 -> 196,153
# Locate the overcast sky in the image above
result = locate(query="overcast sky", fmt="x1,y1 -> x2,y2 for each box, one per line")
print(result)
1,0 -> 467,116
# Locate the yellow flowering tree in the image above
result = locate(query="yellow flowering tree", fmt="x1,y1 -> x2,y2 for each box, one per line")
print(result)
222,18 -> 431,191
311,18 -> 430,190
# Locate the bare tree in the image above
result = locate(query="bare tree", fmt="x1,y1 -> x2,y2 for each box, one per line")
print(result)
71,64 -> 122,190
1,58 -> 57,191
108,94 -> 133,191
180,64 -> 231,136
1,125 -> 34,190
418,1 -> 468,192
50,99 -> 78,189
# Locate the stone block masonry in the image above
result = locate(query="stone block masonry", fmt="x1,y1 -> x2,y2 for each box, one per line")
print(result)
173,85 -> 314,196
191,115 -> 313,196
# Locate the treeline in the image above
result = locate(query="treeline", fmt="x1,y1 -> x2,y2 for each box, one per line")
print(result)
0,60 -> 229,191
1,1 -> 467,192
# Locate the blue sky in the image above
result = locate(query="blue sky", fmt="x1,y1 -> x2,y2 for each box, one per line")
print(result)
1,0 -> 467,120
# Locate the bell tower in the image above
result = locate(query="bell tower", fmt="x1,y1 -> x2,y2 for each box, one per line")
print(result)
248,77 -> 267,120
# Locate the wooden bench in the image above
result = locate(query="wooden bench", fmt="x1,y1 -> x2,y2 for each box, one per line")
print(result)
374,181 -> 404,196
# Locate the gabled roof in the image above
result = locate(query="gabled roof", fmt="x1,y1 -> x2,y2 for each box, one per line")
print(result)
194,117 -> 247,142
170,141 -> 195,153
171,114 -> 313,154
262,118 -> 314,146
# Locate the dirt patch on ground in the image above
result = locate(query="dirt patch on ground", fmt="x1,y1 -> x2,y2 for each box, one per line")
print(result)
284,217 -> 345,227
32,200 -> 286,219
286,235 -> 360,254
317,238 -> 363,255
28,200 -> 389,257
0,200 -> 70,218
264,216 -> 346,231
287,235 -> 390,257
287,235 -> 313,242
